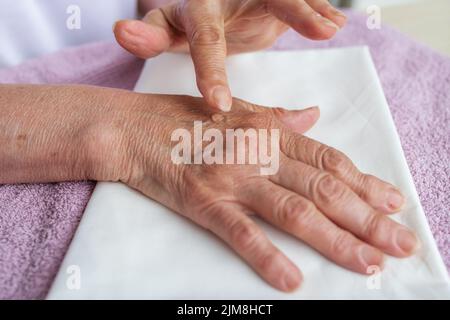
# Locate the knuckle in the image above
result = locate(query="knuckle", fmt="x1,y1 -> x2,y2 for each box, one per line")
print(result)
230,220 -> 262,252
277,196 -> 302,226
241,111 -> 278,130
190,24 -> 222,46
283,133 -> 300,156
233,98 -> 261,112
277,195 -> 315,232
180,170 -> 213,209
321,147 -> 350,175
363,213 -> 384,240
270,107 -> 289,119
315,173 -> 346,204
295,201 -> 317,233
354,174 -> 374,200
331,231 -> 353,256
197,66 -> 227,86
359,174 -> 380,197
256,251 -> 283,275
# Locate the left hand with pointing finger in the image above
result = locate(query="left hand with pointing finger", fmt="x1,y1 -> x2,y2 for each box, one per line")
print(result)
114,0 -> 347,111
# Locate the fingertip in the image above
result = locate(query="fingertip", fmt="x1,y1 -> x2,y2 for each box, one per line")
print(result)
301,15 -> 340,41
316,16 -> 340,39
333,14 -> 347,29
327,7 -> 348,28
114,20 -> 142,49
308,2 -> 347,29
386,187 -> 406,213
359,245 -> 385,274
271,257 -> 303,292
113,20 -> 171,59
278,106 -> 320,133
300,106 -> 321,130
395,228 -> 421,256
282,265 -> 303,292
211,85 -> 233,112
304,105 -> 321,122
259,251 -> 303,292
113,19 -> 132,37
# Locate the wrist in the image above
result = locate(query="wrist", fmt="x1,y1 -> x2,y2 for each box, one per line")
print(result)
85,91 -> 166,184
0,84 -> 152,185
83,89 -> 143,182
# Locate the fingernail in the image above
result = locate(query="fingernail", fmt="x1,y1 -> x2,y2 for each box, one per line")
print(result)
282,267 -> 302,291
304,105 -> 320,112
359,246 -> 384,268
386,188 -> 405,211
396,229 -> 419,254
212,86 -> 232,112
320,16 -> 340,30
330,7 -> 347,18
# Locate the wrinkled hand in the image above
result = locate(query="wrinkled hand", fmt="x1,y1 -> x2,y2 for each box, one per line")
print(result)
114,0 -> 347,111
94,94 -> 419,292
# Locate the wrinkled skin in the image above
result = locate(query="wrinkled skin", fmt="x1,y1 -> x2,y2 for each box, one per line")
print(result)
0,85 -> 419,291
115,0 -> 347,111
95,92 -> 418,292
111,1 -> 417,292
0,0 -> 420,295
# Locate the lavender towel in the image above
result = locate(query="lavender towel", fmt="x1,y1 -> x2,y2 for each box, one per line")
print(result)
0,11 -> 449,299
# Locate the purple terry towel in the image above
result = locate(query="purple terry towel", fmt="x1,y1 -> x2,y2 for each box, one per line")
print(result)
0,10 -> 449,299
0,44 -> 144,299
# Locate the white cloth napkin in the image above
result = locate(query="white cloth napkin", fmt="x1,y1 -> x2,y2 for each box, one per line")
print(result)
48,47 -> 450,299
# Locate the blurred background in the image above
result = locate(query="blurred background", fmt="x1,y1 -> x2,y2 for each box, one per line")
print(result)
333,0 -> 450,56
1,0 -> 449,69
333,0 -> 418,8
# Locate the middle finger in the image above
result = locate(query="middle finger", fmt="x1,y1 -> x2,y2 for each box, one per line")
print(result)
271,155 -> 419,257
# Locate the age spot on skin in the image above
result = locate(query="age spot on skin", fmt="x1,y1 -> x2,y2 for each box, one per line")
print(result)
15,133 -> 27,148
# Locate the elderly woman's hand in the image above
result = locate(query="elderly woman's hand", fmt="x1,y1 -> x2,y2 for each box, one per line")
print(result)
1,85 -> 417,291
114,0 -> 347,111
90,92 -> 418,292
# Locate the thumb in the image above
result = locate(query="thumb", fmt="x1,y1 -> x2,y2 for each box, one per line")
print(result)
113,8 -> 175,59
244,103 -> 320,134
238,102 -> 320,134
274,106 -> 321,134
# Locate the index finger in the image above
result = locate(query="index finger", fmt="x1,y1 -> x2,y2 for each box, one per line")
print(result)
183,1 -> 232,111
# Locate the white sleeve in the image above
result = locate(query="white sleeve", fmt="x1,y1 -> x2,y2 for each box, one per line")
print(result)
0,0 -> 138,68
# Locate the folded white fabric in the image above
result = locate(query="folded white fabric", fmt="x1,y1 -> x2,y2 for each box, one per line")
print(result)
48,47 -> 450,299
